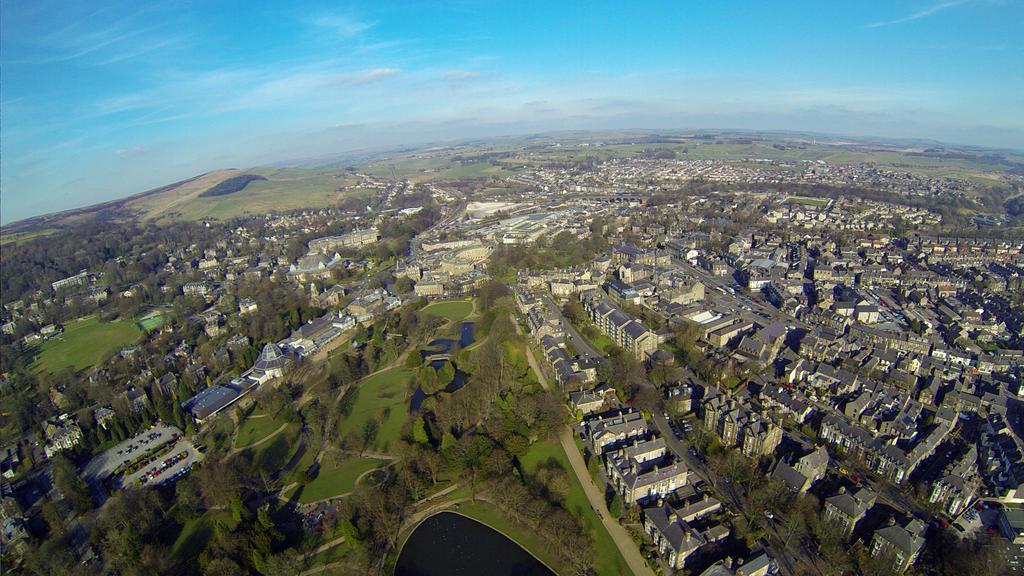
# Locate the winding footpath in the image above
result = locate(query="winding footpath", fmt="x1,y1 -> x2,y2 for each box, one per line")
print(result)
516,319 -> 655,576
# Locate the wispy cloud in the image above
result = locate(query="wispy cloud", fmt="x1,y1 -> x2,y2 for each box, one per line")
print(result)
865,0 -> 969,28
116,146 -> 148,158
309,14 -> 374,38
443,70 -> 481,82
333,67 -> 401,85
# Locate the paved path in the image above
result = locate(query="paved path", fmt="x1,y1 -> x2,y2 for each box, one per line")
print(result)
310,535 -> 346,556
414,482 -> 461,506
518,322 -> 654,576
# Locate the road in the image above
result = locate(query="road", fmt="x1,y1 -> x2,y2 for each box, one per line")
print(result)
540,294 -> 604,360
518,322 -> 655,576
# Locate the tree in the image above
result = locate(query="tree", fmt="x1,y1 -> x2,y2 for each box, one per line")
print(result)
417,364 -> 443,395
362,418 -> 380,453
91,489 -> 165,575
412,415 -> 430,444
51,455 -> 93,514
609,493 -> 624,518
437,360 -> 456,388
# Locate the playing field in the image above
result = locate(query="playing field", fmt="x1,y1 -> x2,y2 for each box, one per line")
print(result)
284,457 -> 386,504
420,300 -> 474,322
137,309 -> 170,331
30,316 -> 142,374
336,367 -> 413,452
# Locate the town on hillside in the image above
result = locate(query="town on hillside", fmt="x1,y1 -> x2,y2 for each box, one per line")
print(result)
2,135 -> 1023,576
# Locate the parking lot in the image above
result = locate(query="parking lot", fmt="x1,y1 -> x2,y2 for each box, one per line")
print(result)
82,423 -> 183,482
121,439 -> 203,487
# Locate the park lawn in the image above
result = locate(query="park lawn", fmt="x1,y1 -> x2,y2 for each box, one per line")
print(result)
420,299 -> 474,323
242,421 -> 302,475
285,457 -> 386,503
285,441 -> 319,484
337,367 -> 413,453
235,412 -> 290,449
30,315 -> 142,374
520,441 -> 631,576
307,539 -> 355,567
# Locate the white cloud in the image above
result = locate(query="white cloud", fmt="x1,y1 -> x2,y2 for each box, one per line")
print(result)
116,146 -> 148,157
865,0 -> 969,28
333,67 -> 401,85
309,14 -> 374,38
442,70 -> 481,82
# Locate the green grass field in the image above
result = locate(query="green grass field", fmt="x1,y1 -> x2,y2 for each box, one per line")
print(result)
520,441 -> 630,576
420,300 -> 474,322
785,196 -> 829,208
337,367 -> 413,452
139,167 -> 372,222
235,412 -> 290,449
30,315 -> 142,374
284,457 -> 386,504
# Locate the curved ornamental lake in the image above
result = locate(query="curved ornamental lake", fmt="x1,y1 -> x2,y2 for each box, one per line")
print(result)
395,511 -> 555,576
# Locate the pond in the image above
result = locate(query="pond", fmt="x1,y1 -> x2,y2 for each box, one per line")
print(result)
410,323 -> 475,411
419,322 -> 476,357
395,511 -> 555,576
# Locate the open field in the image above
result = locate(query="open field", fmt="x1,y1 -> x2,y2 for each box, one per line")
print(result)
284,457 -> 386,503
520,440 -> 631,576
30,315 -> 142,374
420,299 -> 474,322
785,195 -> 829,208
336,367 -> 413,452
0,228 -> 59,246
152,168 -> 371,222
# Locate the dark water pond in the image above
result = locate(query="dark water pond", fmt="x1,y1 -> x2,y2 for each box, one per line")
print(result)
419,322 -> 476,357
395,511 -> 555,576
410,323 -> 475,411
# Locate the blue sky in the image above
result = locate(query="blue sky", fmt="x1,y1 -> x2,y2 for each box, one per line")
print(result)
2,0 -> 1023,224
